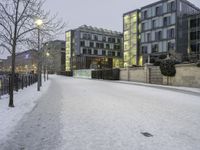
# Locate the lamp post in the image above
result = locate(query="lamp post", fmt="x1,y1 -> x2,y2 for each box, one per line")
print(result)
35,19 -> 43,91
46,52 -> 50,80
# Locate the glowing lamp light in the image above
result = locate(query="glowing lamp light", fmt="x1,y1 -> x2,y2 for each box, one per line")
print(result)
46,52 -> 50,57
35,19 -> 43,27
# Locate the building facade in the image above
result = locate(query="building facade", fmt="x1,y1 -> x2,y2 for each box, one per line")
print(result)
42,40 -> 66,73
2,49 -> 38,73
66,25 -> 123,71
123,9 -> 142,67
188,13 -> 200,62
140,0 -> 199,63
124,0 -> 200,66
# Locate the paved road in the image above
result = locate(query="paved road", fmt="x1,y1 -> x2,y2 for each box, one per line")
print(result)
2,76 -> 200,150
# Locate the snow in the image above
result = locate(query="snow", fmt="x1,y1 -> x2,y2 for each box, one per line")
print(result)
117,80 -> 200,94
59,77 -> 200,150
0,78 -> 51,145
0,75 -> 200,150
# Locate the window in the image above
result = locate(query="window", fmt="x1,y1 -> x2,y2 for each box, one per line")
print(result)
108,37 -> 112,42
142,46 -> 147,54
94,35 -> 98,40
108,51 -> 112,56
152,20 -> 156,29
167,28 -> 175,39
90,42 -> 94,47
147,33 -> 151,42
106,44 -> 110,49
163,17 -> 168,26
168,1 -> 176,12
94,49 -> 98,55
190,31 -> 200,40
155,31 -> 162,41
80,41 -> 85,47
190,32 -> 196,40
96,43 -> 100,48
100,43 -> 104,49
83,48 -> 87,54
117,38 -> 121,43
87,49 -> 91,54
88,34 -> 91,40
114,45 -> 120,50
163,16 -> 171,26
112,38 -> 116,43
190,19 -> 199,28
117,52 -> 121,57
158,31 -> 162,40
142,23 -> 145,31
112,52 -> 116,56
143,10 -> 148,19
156,6 -> 162,16
171,28 -> 175,38
152,44 -> 159,53
102,50 -> 106,56
83,34 -> 87,39
168,42 -> 175,51
102,36 -> 106,42
171,1 -> 176,11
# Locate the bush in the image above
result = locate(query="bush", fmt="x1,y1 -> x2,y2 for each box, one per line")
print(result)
154,60 -> 161,66
159,54 -> 167,60
160,59 -> 176,77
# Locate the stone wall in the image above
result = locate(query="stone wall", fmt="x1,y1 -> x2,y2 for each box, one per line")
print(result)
167,64 -> 200,88
120,67 -> 146,83
120,64 -> 200,88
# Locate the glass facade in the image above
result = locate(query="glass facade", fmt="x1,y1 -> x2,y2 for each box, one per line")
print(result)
66,31 -> 71,71
123,10 -> 140,67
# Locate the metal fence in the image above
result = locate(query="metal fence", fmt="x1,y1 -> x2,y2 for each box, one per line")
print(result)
0,73 -> 38,97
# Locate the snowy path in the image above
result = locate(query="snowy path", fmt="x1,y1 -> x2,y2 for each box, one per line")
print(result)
1,79 -> 63,150
1,76 -> 200,150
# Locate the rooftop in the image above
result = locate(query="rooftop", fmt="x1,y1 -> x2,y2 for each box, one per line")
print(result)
78,25 -> 122,35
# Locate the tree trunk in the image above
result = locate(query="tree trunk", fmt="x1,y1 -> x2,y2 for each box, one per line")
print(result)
9,43 -> 16,107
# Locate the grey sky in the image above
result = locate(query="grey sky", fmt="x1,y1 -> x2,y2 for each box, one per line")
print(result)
0,0 -> 200,59
45,0 -> 200,35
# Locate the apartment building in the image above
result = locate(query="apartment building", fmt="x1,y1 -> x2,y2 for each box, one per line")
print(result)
66,25 -> 123,71
123,9 -> 142,67
140,0 -> 200,63
188,13 -> 200,61
42,40 -> 66,73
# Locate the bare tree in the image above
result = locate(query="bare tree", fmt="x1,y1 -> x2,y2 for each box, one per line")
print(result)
0,0 -> 65,107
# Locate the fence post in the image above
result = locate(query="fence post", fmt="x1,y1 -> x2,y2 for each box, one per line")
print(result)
22,75 -> 24,89
15,74 -> 19,92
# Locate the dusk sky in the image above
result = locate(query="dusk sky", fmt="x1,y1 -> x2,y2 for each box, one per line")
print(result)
45,0 -> 200,39
0,0 -> 200,59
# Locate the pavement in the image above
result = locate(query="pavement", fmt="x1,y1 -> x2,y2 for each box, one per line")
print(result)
1,76 -> 200,150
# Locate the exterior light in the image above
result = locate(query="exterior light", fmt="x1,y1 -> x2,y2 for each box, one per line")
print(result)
35,19 -> 43,27
46,52 -> 50,57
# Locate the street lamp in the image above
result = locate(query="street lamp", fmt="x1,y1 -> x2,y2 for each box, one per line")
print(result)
35,19 -> 43,91
46,52 -> 50,80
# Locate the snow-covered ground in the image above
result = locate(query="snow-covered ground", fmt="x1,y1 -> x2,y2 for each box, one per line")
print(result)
117,80 -> 200,94
0,79 -> 51,145
0,75 -> 200,150
58,77 -> 200,150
